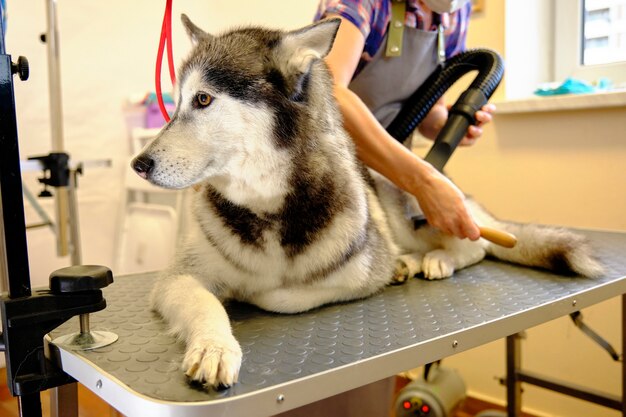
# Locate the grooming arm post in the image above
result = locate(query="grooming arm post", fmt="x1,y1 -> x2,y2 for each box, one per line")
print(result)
0,14 -> 115,417
43,0 -> 71,258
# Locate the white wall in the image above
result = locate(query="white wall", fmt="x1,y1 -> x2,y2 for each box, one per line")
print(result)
504,0 -> 554,98
6,0 -> 320,287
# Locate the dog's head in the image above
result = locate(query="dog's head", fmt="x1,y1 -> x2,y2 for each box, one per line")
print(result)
131,15 -> 341,189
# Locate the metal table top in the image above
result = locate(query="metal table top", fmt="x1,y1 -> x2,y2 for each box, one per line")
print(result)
49,229 -> 626,417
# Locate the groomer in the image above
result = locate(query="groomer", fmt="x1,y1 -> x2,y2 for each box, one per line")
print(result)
315,0 -> 495,240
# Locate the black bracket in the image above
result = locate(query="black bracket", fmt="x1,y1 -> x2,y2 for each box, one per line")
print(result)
28,152 -> 73,197
570,311 -> 621,362
0,265 -> 113,397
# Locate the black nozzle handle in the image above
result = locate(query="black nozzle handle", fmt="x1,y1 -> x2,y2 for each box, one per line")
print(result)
424,88 -> 487,171
386,48 -> 504,173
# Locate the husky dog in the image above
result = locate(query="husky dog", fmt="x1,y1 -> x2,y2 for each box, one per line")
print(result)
131,15 -> 603,389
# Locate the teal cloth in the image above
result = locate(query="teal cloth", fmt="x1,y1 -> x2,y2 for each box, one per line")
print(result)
534,77 -> 612,96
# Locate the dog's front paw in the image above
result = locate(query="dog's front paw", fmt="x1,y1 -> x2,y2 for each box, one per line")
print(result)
391,258 -> 410,284
391,254 -> 423,284
422,250 -> 454,280
183,334 -> 242,389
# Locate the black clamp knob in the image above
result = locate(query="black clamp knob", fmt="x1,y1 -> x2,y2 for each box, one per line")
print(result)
48,265 -> 118,352
50,265 -> 113,294
11,56 -> 29,81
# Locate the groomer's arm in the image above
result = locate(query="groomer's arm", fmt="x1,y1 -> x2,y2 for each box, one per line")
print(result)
324,15 -> 480,240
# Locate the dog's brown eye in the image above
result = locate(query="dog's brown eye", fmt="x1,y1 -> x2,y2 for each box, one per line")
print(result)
196,92 -> 212,107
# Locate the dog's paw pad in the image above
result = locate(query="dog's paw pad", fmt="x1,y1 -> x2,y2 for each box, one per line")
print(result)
183,336 -> 242,389
391,259 -> 410,285
392,255 -> 424,284
422,251 -> 454,280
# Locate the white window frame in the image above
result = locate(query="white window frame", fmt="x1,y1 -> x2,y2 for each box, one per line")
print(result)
554,0 -> 626,85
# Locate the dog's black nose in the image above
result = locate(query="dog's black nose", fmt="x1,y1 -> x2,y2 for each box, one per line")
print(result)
132,155 -> 154,179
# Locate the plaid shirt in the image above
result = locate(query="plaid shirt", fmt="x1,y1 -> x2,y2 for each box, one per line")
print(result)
315,0 -> 471,76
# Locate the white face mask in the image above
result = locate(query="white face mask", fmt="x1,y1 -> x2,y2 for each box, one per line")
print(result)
422,0 -> 469,14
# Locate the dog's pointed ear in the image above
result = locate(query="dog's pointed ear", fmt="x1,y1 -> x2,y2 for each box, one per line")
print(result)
182,14 -> 210,45
280,18 -> 341,75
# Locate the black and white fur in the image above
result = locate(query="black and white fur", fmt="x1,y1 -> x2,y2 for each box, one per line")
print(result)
131,15 -> 603,389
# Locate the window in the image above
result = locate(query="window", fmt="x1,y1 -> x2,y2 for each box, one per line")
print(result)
555,0 -> 626,86
582,0 -> 626,65
503,0 -> 626,101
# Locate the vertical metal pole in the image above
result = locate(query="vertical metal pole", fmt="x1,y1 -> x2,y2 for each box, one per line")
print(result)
0,14 -> 31,300
79,314 -> 90,334
44,0 -> 70,257
18,393 -> 43,417
44,5 -> 80,413
0,2 -> 6,296
622,294 -> 625,417
54,188 -> 71,257
50,384 -> 78,417
1,13 -> 40,417
506,333 -> 522,417
0,214 -> 8,292
45,0 -> 64,153
67,170 -> 82,265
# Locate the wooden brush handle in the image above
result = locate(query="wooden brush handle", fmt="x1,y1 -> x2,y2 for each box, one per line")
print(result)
479,226 -> 517,248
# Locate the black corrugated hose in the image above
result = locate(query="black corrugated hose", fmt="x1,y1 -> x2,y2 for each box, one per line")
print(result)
386,48 -> 504,171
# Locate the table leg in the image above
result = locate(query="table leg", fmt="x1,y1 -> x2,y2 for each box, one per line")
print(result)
18,393 -> 42,417
49,383 -> 78,417
506,333 -> 522,417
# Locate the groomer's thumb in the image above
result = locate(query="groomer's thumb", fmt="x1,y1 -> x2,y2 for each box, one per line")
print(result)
465,221 -> 481,241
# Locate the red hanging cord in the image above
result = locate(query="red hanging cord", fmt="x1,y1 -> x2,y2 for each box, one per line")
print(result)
155,0 -> 175,122
165,1 -> 176,86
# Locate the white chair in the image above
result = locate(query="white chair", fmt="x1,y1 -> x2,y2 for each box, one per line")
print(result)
114,128 -> 189,275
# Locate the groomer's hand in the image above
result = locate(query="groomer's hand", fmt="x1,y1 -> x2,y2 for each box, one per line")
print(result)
459,103 -> 496,146
413,165 -> 481,240
419,102 -> 496,145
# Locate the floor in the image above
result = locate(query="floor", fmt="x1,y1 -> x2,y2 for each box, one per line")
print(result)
0,369 -> 118,417
1,369 -> 536,417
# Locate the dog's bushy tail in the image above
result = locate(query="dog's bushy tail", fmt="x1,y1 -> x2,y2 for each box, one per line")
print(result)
484,222 -> 604,278
468,200 -> 604,278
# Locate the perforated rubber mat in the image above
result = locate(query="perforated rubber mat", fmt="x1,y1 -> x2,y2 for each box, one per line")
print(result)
50,230 -> 626,407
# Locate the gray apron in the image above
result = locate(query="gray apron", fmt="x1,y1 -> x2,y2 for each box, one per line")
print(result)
348,25 -> 440,130
348,21 -> 442,224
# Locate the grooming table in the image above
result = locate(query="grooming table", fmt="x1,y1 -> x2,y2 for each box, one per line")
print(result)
48,229 -> 626,416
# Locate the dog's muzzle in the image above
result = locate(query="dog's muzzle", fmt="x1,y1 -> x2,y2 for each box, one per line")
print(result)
131,155 -> 155,179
